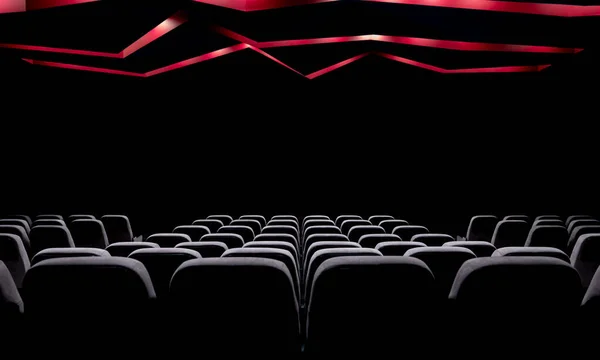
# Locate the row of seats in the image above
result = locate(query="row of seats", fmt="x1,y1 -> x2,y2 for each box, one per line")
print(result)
2,214 -> 599,293
1,213 -> 599,354
2,254 -> 599,353
465,214 -> 599,253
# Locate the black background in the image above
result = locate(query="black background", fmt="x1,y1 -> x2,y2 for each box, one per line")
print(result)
1,0 -> 598,236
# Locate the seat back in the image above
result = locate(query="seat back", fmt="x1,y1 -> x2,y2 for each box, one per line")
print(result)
492,247 -> 570,262
239,215 -> 267,228
375,240 -> 426,255
129,248 -> 201,298
305,248 -> 381,304
146,233 -> 191,247
170,258 -> 300,353
406,247 -> 476,297
175,241 -> 228,257
368,215 -> 394,225
340,219 -> 371,235
379,219 -> 409,233
348,225 -> 385,242
334,215 -> 362,227
101,215 -> 134,244
570,234 -> 600,287
391,225 -> 429,241
218,225 -> 255,243
443,241 -> 497,257
491,220 -> 529,248
191,219 -> 223,233
231,219 -> 262,235
173,225 -> 210,242
411,233 -> 454,246
201,233 -> 244,248
466,215 -> 498,242
30,225 -> 75,255
31,248 -> 110,265
70,219 -> 109,249
525,225 -> 568,251
0,234 -> 30,287
106,242 -> 159,257
306,256 -> 435,353
207,215 -> 233,225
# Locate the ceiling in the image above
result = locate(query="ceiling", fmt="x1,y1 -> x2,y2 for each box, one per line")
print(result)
0,0 -> 598,82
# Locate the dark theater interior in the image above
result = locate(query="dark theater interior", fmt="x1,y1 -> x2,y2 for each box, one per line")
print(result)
1,0 -> 600,356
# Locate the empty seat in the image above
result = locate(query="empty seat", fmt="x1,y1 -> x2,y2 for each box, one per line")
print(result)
70,219 -> 109,249
101,215 -> 134,244
582,267 -> 600,314
340,219 -> 371,235
450,256 -> 581,352
106,242 -> 159,257
68,214 -> 95,221
570,234 -> 600,287
450,256 -> 581,310
368,215 -> 394,225
0,219 -> 30,233
356,234 -> 401,249
23,257 -> 155,349
406,247 -> 476,296
201,233 -> 244,248
240,215 -> 267,228
490,220 -> 529,248
147,233 -> 191,247
9,215 -> 32,226
207,215 -> 233,225
31,248 -> 110,265
267,219 -> 299,230
379,219 -> 409,233
306,256 -> 435,353
304,234 -> 349,256
466,215 -> 498,242
443,241 -> 497,257
262,225 -> 299,242
29,225 -> 75,255
173,225 -> 211,242
568,225 -> 600,254
392,225 -> 429,241
492,247 -> 570,263
0,234 -> 30,287
0,261 -> 23,319
533,219 -> 564,227
223,248 -> 300,300
566,215 -> 594,227
218,225 -> 255,243
303,241 -> 360,276
36,214 -> 63,220
231,219 -> 262,235
244,241 -> 299,269
271,215 -> 299,222
348,225 -> 385,243
535,215 -> 561,221
302,219 -> 335,234
568,219 -> 600,234
170,258 -> 300,353
412,233 -> 454,246
254,233 -> 299,250
304,248 -> 381,304
176,241 -> 228,257
525,225 -> 568,251
0,225 -> 31,255
375,240 -> 426,255
304,226 -> 341,243
334,215 -> 362,227
129,248 -> 200,297
191,219 -> 223,233
302,215 -> 330,229
33,219 -> 65,227
504,215 -> 529,222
